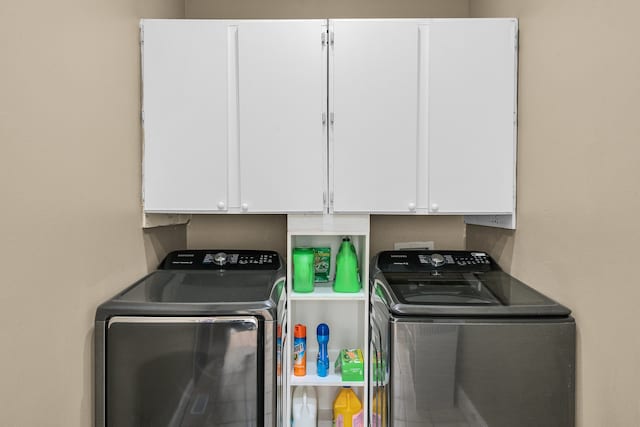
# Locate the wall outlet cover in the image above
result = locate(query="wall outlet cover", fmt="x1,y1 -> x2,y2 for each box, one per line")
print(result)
394,241 -> 434,250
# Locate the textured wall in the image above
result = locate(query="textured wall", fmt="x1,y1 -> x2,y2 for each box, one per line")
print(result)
0,1 -> 185,425
186,0 -> 468,19
468,1 -> 640,426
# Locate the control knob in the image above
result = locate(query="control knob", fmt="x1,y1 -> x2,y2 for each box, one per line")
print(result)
430,253 -> 445,267
213,252 -> 227,266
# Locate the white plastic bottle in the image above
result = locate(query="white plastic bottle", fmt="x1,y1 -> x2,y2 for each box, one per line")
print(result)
292,386 -> 317,427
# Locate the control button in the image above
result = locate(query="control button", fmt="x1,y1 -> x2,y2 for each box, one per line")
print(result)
431,253 -> 445,267
213,252 -> 227,266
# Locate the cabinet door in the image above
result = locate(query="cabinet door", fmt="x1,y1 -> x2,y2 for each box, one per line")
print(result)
237,20 -> 327,213
331,20 -> 421,213
142,20 -> 229,213
428,20 -> 517,214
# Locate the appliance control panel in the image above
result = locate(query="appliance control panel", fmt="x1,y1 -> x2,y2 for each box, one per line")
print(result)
161,250 -> 280,270
377,250 -> 497,273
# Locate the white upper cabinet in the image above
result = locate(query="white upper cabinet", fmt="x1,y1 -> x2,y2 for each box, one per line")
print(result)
142,19 -> 326,214
428,20 -> 517,214
330,20 -> 421,214
141,19 -> 517,219
329,18 -> 517,215
237,20 -> 326,213
142,20 -> 229,213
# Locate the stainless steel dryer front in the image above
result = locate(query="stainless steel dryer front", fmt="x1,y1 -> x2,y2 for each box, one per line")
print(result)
95,250 -> 286,427
370,250 -> 575,427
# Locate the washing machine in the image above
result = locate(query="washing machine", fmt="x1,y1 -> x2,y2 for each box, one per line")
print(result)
95,250 -> 286,427
369,250 -> 575,427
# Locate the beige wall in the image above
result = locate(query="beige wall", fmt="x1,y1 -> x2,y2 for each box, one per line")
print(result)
468,1 -> 640,426
188,215 -> 288,256
186,0 -> 468,19
187,215 -> 466,259
0,1 -> 185,426
370,216 -> 465,255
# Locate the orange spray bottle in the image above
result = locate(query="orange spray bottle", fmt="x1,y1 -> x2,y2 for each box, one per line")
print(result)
293,324 -> 307,376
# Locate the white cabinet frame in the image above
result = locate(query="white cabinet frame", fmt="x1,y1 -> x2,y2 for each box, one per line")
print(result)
285,214 -> 370,426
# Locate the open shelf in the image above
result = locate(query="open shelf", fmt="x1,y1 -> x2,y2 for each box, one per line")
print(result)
290,350 -> 365,387
285,214 -> 370,426
290,282 -> 366,301
318,409 -> 333,427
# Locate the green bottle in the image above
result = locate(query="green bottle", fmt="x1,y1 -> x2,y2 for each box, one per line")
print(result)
293,248 -> 315,293
333,237 -> 360,293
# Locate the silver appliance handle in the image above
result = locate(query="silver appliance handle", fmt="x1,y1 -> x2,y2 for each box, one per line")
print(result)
108,316 -> 258,327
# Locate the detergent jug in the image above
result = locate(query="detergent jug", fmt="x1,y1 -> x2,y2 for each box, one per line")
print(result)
292,386 -> 317,427
371,388 -> 387,427
333,237 -> 360,293
333,387 -> 363,427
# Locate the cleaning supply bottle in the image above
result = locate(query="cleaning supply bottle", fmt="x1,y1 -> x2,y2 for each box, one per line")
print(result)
293,324 -> 307,376
333,387 -> 363,427
316,323 -> 329,377
293,248 -> 315,293
371,388 -> 387,427
292,386 -> 317,427
333,237 -> 360,293
276,325 -> 282,377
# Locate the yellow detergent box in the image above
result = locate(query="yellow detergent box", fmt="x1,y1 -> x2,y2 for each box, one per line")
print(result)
335,349 -> 364,382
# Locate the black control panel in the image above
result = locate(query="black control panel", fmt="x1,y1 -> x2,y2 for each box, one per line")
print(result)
161,250 -> 281,270
376,250 -> 497,273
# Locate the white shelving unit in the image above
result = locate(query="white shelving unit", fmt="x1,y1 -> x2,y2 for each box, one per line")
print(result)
285,215 -> 370,426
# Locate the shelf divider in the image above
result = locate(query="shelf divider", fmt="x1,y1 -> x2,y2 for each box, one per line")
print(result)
290,282 -> 365,300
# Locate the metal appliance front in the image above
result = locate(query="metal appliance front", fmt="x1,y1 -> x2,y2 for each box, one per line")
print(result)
104,316 -> 270,427
389,318 -> 575,427
370,282 -> 575,427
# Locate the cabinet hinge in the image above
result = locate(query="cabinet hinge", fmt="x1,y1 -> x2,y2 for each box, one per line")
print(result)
323,192 -> 327,206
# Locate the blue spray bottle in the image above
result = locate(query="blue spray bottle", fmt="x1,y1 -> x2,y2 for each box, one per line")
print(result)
317,323 -> 330,377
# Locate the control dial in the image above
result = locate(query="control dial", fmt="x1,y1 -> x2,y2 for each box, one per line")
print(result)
430,253 -> 445,267
213,252 -> 227,266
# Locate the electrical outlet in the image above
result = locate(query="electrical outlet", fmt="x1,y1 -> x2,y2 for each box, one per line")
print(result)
394,241 -> 434,250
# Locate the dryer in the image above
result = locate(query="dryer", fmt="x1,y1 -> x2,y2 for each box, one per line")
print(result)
370,250 -> 575,427
95,250 -> 286,427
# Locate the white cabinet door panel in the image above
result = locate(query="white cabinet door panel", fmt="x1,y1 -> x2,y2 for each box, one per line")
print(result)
331,20 -> 420,213
238,20 -> 326,213
142,20 -> 229,212
428,20 -> 517,214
